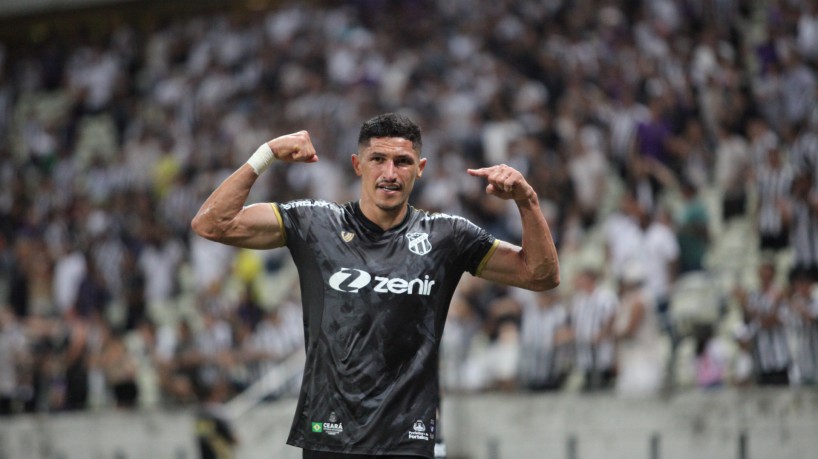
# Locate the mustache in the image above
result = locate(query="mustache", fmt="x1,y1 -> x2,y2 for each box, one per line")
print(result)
376,179 -> 402,188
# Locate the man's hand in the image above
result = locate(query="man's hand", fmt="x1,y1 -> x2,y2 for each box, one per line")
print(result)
467,164 -> 534,202
269,130 -> 319,163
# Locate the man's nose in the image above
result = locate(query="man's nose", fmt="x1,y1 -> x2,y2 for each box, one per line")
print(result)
381,160 -> 397,179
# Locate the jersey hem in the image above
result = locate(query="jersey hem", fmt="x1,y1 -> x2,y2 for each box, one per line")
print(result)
288,439 -> 432,458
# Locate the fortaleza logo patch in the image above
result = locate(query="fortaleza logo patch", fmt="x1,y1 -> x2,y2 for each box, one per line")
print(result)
328,268 -> 436,296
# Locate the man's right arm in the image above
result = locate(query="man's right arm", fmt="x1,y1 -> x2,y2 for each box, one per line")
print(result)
190,131 -> 318,249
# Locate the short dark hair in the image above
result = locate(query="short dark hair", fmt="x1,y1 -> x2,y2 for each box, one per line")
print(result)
358,113 -> 422,152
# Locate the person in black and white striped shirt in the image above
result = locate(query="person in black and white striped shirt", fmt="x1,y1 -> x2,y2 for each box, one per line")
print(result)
569,267 -> 618,391
789,126 -> 818,181
518,289 -> 573,392
733,262 -> 790,386
756,142 -> 793,251
786,268 -> 818,386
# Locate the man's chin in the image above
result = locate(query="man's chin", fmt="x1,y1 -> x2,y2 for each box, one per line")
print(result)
375,200 -> 406,213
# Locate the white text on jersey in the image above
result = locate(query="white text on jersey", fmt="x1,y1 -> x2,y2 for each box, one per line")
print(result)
329,268 -> 435,296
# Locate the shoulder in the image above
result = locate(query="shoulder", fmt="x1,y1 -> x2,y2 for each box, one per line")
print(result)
415,208 -> 484,231
278,199 -> 346,213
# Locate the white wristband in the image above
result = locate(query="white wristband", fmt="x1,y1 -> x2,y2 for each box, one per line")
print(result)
246,142 -> 276,175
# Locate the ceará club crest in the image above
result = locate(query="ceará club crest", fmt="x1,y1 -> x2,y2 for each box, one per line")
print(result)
406,232 -> 432,256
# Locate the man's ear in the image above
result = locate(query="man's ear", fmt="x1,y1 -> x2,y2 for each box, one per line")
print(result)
417,157 -> 427,178
351,154 -> 362,176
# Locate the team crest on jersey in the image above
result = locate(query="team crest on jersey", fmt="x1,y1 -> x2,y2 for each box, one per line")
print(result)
408,419 -> 430,441
341,231 -> 355,242
407,232 -> 432,255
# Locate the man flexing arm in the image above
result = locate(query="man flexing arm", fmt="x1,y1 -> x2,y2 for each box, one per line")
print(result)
190,131 -> 318,248
192,127 -> 558,293
467,164 -> 560,292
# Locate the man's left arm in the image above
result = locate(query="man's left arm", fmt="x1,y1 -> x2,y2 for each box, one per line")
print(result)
468,164 -> 560,291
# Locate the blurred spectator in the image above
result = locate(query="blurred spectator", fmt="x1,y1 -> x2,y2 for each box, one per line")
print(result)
238,300 -> 303,386
614,263 -> 664,397
440,282 -> 482,392
0,306 -> 26,414
567,126 -> 609,229
570,267 -> 618,392
97,328 -> 140,408
138,223 -> 184,311
194,309 -> 234,391
73,252 -> 110,320
121,249 -> 147,332
731,322 -> 756,388
604,187 -> 645,280
634,96 -> 673,170
714,122 -> 751,222
784,171 -> 818,280
161,319 -> 200,406
63,314 -> 96,411
692,323 -> 729,389
754,140 -> 792,252
640,205 -> 680,330
780,52 -> 817,128
517,289 -> 573,392
52,242 -> 87,315
463,295 -> 522,392
675,179 -> 711,274
604,87 -> 649,178
195,378 -> 239,459
786,269 -> 818,386
733,262 -> 791,386
675,118 -> 713,190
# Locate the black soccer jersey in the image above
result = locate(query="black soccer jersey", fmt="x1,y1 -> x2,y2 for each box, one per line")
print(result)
272,200 -> 498,458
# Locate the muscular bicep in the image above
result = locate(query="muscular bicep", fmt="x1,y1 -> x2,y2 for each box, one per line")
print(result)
477,239 -> 559,291
202,202 -> 286,250
476,240 -> 531,289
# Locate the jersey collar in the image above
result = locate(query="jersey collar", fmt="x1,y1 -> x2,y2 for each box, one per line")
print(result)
351,201 -> 414,236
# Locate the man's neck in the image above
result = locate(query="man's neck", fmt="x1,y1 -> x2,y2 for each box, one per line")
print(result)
358,201 -> 408,231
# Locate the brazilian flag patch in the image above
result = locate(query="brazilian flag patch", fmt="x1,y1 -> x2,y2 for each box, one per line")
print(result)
311,422 -> 323,433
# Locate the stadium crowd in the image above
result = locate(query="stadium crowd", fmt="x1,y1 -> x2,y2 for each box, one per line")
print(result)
2,0 -> 818,415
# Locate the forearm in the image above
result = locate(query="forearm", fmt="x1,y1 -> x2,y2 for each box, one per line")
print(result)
468,164 -> 560,291
515,193 -> 560,289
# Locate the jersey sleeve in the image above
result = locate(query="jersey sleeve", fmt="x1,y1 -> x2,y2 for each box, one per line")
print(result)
272,199 -> 325,247
450,216 -> 498,276
270,203 -> 288,245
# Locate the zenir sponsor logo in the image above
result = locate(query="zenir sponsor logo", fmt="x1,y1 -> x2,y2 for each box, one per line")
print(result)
328,268 -> 435,295
328,268 -> 371,293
